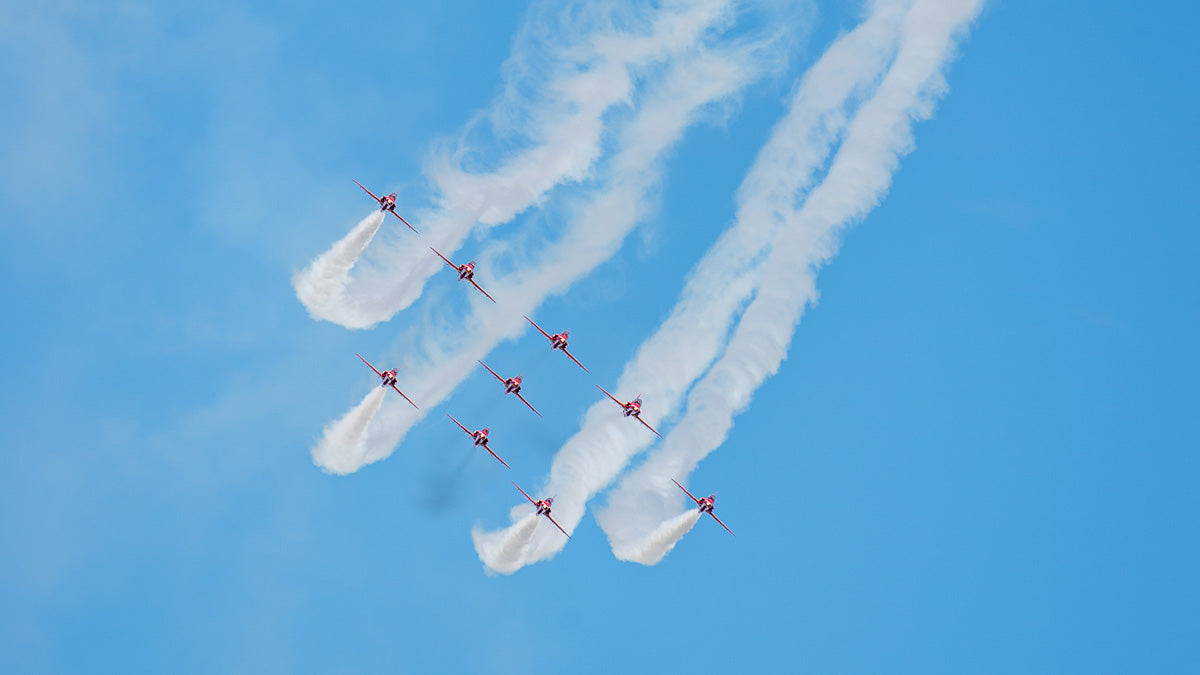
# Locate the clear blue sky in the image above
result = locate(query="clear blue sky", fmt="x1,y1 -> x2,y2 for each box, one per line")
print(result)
1,0 -> 1197,672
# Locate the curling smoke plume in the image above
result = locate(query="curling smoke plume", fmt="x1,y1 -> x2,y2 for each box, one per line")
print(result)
293,0 -> 748,330
599,0 -> 985,560
611,509 -> 702,565
293,212 -> 384,326
475,0 -> 915,572
472,512 -> 540,575
311,387 -> 387,474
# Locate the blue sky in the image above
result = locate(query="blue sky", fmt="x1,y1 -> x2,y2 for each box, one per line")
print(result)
1,0 -> 1197,672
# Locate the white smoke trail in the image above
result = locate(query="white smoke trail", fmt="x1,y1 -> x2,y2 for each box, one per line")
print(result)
311,387 -> 387,475
598,0 -> 985,560
314,10 -> 796,475
612,509 -> 701,565
292,212 -> 384,325
293,0 -> 748,329
471,512 -> 540,576
473,0 -> 915,571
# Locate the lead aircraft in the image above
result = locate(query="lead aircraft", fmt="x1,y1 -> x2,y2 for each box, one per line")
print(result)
354,180 -> 418,233
673,478 -> 735,536
357,353 -> 418,409
512,482 -> 570,538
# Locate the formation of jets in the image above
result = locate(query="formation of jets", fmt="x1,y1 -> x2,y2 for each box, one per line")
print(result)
345,181 -> 734,547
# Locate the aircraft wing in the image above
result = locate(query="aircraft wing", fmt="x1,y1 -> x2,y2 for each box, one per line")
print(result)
636,414 -> 663,439
482,444 -> 510,469
356,353 -> 383,378
446,414 -> 473,437
477,360 -> 506,384
562,348 -> 589,373
707,511 -> 736,537
430,247 -> 457,269
389,209 -> 418,233
544,513 -> 572,539
512,481 -> 538,506
595,385 -> 624,408
468,278 -> 497,303
672,478 -> 702,507
390,383 -> 419,409
354,179 -> 381,204
514,391 -> 542,417
524,315 -> 552,340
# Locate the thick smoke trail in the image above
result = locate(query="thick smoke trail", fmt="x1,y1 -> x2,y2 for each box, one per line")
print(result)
471,512 -> 540,576
293,0 -> 746,329
611,509 -> 701,565
598,0 -> 985,560
313,13 -> 793,475
474,0 -> 914,572
292,212 -> 385,325
311,387 -> 387,474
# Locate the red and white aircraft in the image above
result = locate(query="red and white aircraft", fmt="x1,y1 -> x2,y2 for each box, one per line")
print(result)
357,353 -> 418,409
524,315 -> 588,372
354,180 -> 418,233
478,361 -> 540,416
512,482 -> 570,539
430,248 -> 496,303
596,385 -> 662,438
446,414 -> 509,469
673,478 -> 735,536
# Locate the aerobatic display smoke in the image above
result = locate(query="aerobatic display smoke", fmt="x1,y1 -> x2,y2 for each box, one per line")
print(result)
611,509 -> 702,565
599,0 -> 984,561
293,212 -> 384,326
471,512 -> 540,575
292,0 -> 748,330
296,0 -> 985,577
475,0 -> 916,572
314,9 -> 794,476
311,387 -> 387,474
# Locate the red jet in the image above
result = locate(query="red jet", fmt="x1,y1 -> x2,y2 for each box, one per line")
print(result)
446,414 -> 509,469
673,479 -> 735,536
596,385 -> 662,438
430,248 -> 496,303
354,180 -> 418,233
357,353 -> 418,409
512,482 -> 570,539
524,316 -> 588,372
478,361 -> 540,417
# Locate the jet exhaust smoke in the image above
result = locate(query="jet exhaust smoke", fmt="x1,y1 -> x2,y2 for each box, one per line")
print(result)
599,0 -> 984,558
311,387 -> 387,475
292,211 -> 385,326
315,8 -> 796,476
611,509 -> 701,565
291,0 -> 751,330
472,512 -> 540,575
476,0 -> 915,572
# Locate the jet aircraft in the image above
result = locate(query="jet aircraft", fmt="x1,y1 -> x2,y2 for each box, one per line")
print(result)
596,385 -> 662,438
431,248 -> 496,303
673,478 -> 735,536
512,482 -> 570,538
446,414 -> 509,468
524,315 -> 588,372
357,353 -> 418,409
354,180 -> 418,233
478,361 -> 540,416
